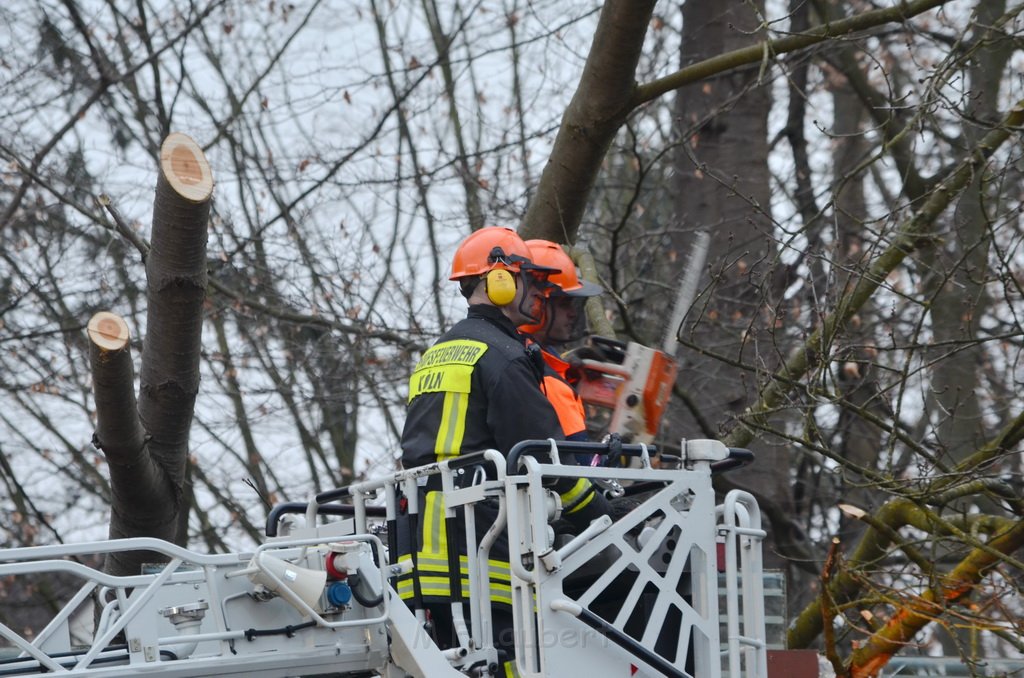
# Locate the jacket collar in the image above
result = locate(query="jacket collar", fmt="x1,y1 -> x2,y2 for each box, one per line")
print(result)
539,347 -> 570,377
467,304 -> 522,339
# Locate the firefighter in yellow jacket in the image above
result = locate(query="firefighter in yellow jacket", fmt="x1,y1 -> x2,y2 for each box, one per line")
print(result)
398,227 -> 609,672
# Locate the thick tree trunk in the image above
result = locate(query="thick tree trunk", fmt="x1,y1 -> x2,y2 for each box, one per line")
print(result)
923,0 -> 1010,466
670,0 -> 799,563
519,0 -> 657,243
673,0 -> 775,436
89,133 -> 213,574
138,132 -> 213,546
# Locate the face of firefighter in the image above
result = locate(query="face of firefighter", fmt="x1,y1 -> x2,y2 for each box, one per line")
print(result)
538,294 -> 586,346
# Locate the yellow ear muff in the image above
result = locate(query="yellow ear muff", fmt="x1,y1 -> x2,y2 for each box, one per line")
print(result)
486,269 -> 516,306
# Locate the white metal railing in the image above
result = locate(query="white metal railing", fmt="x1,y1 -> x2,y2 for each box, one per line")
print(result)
718,490 -> 768,678
1,440 -> 768,678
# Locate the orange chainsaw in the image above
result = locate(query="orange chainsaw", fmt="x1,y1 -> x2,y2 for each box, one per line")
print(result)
573,232 -> 709,445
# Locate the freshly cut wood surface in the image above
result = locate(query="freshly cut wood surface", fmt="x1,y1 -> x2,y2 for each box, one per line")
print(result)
88,311 -> 130,351
159,132 -> 213,203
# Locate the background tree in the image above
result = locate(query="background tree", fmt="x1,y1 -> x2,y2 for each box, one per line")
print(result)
2,0 -> 1022,673
520,0 -> 1024,669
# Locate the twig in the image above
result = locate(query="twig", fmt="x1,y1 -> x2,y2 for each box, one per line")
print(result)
821,536 -> 847,677
97,193 -> 150,260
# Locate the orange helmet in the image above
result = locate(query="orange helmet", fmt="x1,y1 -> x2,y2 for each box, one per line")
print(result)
449,227 -> 559,280
522,240 -> 602,298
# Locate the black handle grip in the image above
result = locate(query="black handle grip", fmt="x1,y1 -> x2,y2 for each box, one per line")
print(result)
315,486 -> 352,504
711,447 -> 755,474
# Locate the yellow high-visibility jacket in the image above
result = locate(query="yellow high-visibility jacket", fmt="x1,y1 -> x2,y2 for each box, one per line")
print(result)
397,304 -> 601,605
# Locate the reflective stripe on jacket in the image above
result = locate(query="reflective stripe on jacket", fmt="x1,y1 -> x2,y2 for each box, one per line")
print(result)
396,491 -> 513,605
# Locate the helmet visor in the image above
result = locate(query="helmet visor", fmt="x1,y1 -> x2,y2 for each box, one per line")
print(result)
545,294 -> 589,344
516,270 -> 554,324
